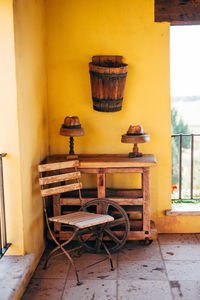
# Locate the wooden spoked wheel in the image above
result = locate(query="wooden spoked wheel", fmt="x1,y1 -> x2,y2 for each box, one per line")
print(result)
78,199 -> 130,253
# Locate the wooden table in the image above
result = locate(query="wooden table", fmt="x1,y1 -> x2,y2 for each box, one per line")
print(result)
45,154 -> 157,241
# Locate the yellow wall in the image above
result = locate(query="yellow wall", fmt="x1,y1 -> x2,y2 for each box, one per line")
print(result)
0,0 -> 24,254
1,0 -> 198,260
46,0 -> 175,232
13,0 -> 48,256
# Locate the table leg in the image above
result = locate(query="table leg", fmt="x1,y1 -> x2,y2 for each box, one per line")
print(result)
142,167 -> 150,233
97,171 -> 106,213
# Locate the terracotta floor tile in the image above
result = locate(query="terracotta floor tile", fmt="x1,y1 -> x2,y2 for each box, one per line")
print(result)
158,234 -> 199,245
33,254 -> 70,279
170,280 -> 200,300
74,251 -> 118,262
67,253 -> 117,281
160,244 -> 200,261
62,280 -> 116,300
118,280 -> 173,300
119,240 -> 162,261
165,260 -> 200,280
22,278 -> 65,300
118,260 -> 167,280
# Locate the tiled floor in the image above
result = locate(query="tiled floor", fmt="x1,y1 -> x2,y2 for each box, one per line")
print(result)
22,234 -> 200,300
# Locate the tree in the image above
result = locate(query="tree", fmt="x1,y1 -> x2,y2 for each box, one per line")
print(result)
171,108 -> 190,185
171,108 -> 190,135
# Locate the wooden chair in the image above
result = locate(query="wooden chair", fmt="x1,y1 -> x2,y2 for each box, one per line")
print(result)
38,159 -> 115,285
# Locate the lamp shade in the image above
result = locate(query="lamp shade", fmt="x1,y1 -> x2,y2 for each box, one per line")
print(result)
60,116 -> 84,137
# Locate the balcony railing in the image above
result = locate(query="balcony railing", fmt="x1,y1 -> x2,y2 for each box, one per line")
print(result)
0,153 -> 10,257
171,134 -> 200,201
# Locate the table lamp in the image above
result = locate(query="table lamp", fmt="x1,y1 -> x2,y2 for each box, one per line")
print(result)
121,125 -> 150,158
60,116 -> 84,159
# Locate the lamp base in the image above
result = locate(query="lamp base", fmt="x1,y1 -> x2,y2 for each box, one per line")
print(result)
129,152 -> 143,158
67,154 -> 78,160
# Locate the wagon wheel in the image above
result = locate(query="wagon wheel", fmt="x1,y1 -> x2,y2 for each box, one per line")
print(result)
77,199 -> 130,253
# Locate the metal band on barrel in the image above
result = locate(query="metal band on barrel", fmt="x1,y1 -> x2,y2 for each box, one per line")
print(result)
90,71 -> 127,78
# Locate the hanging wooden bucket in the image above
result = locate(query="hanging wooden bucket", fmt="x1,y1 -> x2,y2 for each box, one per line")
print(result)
89,56 -> 128,112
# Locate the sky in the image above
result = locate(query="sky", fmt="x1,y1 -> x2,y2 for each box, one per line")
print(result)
170,25 -> 200,97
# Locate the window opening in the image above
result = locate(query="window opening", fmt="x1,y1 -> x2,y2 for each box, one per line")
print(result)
171,25 -> 200,203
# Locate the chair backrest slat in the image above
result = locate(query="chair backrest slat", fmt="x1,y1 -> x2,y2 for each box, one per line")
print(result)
38,160 -> 79,172
38,160 -> 82,199
39,171 -> 81,185
41,182 -> 82,197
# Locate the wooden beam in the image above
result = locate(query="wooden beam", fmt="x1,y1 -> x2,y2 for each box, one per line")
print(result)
54,228 -> 157,241
155,0 -> 200,25
107,188 -> 143,198
60,197 -> 144,206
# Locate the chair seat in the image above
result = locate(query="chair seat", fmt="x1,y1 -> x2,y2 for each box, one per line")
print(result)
48,211 -> 114,229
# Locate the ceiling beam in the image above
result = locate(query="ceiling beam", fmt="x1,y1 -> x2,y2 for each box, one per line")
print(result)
155,0 -> 200,25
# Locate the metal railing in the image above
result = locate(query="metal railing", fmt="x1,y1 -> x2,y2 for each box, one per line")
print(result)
172,134 -> 200,201
0,153 -> 10,257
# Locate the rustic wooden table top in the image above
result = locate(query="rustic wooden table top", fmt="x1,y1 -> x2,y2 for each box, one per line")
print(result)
46,154 -> 157,168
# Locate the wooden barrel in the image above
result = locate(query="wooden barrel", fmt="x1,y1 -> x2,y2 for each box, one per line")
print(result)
89,56 -> 128,112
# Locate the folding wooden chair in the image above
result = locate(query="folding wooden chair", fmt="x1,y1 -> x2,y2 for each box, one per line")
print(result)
38,160 -> 116,285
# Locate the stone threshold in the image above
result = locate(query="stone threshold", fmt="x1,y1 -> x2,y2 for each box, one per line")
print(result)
166,203 -> 200,216
0,254 -> 35,300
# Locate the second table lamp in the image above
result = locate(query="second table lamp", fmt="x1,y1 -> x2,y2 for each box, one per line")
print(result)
60,116 -> 84,159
